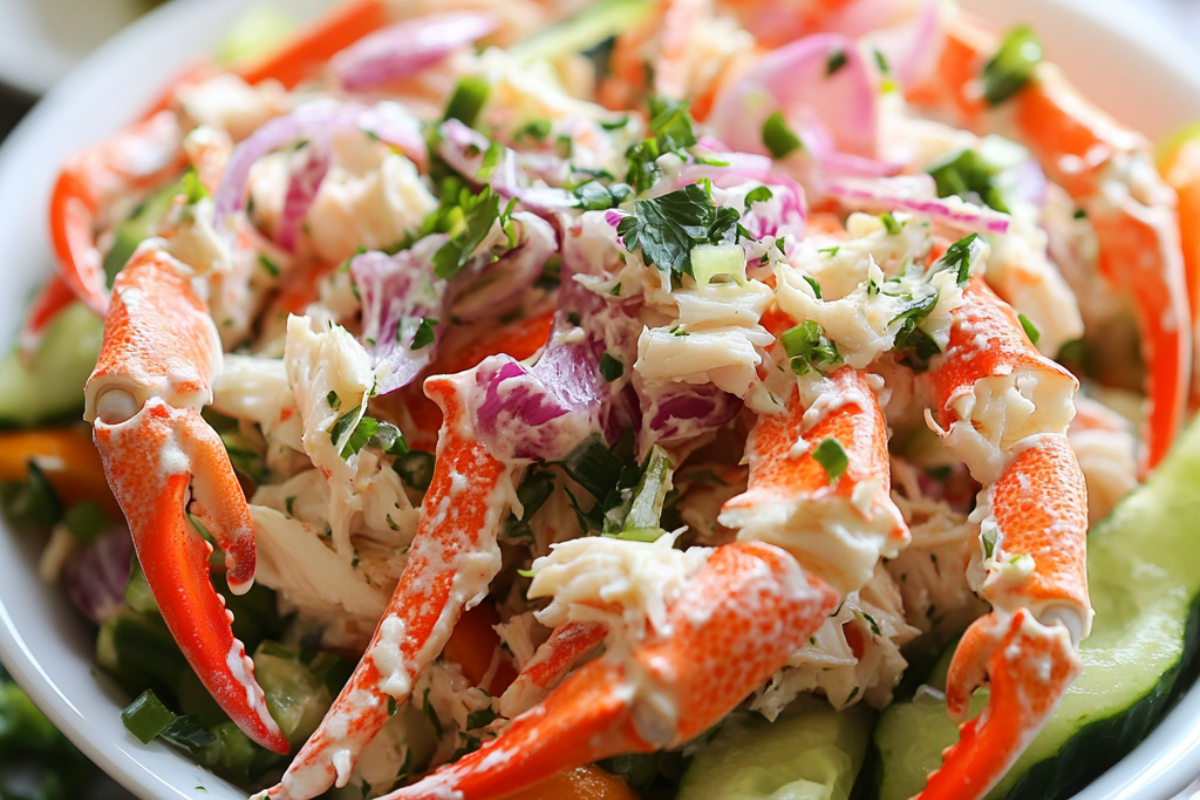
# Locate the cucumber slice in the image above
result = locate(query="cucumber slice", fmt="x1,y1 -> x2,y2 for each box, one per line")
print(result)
510,0 -> 652,65
0,301 -> 102,427
678,697 -> 874,800
871,418 -> 1200,800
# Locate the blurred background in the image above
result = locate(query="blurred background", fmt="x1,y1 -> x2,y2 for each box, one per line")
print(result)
1,0 -> 1199,798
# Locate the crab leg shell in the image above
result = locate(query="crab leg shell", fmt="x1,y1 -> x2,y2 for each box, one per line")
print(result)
264,373 -> 514,800
499,620 -> 608,718
928,279 -> 1077,484
913,608 -> 1080,800
382,541 -> 839,800
85,247 -> 285,752
721,366 -> 908,593
50,111 -> 185,317
238,0 -> 391,89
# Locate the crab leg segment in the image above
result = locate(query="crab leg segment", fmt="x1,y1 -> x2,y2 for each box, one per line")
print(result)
915,283 -> 1090,800
84,247 -> 286,754
721,366 -> 909,593
264,374 -> 515,800
382,541 -> 838,800
499,621 -> 608,718
914,14 -> 1190,471
50,111 -> 185,316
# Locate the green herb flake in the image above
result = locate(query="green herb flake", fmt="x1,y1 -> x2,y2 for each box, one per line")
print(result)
812,438 -> 849,482
762,111 -> 803,160
444,76 -> 491,127
326,391 -> 340,409
1018,313 -> 1041,347
410,318 -> 438,351
432,185 -> 503,280
599,352 -> 624,382
466,708 -> 496,730
616,182 -> 742,277
936,232 -> 980,286
802,275 -> 823,299
180,167 -> 208,205
826,48 -> 848,76
879,212 -> 902,235
780,320 -> 842,376
515,118 -> 552,143
874,48 -> 890,73
744,186 -> 774,207
982,25 -> 1043,106
818,245 -> 840,257
257,254 -> 281,277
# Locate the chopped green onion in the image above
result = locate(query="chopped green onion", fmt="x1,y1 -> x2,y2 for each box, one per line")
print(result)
617,446 -> 673,540
690,243 -> 746,287
1018,313 -> 1041,347
982,25 -> 1043,106
762,111 -> 803,159
879,212 -> 902,235
121,690 -> 177,745
812,438 -> 849,482
781,320 -> 842,376
443,76 -> 491,127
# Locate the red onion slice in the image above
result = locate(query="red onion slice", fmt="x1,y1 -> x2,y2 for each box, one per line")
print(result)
334,12 -> 499,92
709,33 -> 878,161
822,174 -> 1011,235
64,525 -> 134,626
277,133 -> 332,253
351,235 -> 449,395
438,119 -> 578,213
449,212 -> 558,323
641,381 -> 743,450
213,101 -> 426,238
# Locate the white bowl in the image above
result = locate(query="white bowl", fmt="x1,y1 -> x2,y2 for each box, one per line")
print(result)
2,0 -> 1200,798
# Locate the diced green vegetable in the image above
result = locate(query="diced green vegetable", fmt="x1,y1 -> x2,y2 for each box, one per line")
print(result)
395,450 -> 436,491
253,643 -> 334,748
981,25 -> 1043,106
122,690 -> 179,744
0,301 -> 103,427
762,111 -> 803,159
690,243 -> 746,286
926,148 -> 1010,213
617,182 -> 743,277
781,320 -> 842,376
812,438 -> 849,482
615,445 -> 674,541
678,698 -> 874,800
510,0 -> 651,64
443,76 -> 491,128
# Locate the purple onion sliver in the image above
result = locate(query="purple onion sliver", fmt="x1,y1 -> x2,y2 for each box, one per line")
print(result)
64,525 -> 134,626
278,133 -> 332,253
334,12 -> 500,92
449,213 -> 557,323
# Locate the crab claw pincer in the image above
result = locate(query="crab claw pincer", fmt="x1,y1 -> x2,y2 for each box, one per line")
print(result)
84,245 -> 288,754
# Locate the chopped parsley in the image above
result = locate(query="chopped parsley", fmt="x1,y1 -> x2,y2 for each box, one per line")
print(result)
624,96 -> 698,193
744,186 -> 774,206
432,185 -> 513,280
616,182 -> 743,277
781,320 -> 842,375
180,167 -> 208,205
410,318 -> 438,351
890,289 -> 942,370
515,118 -> 552,143
879,212 -> 902,235
812,438 -> 849,482
926,149 -> 1010,213
982,25 -> 1043,106
257,254 -> 280,278
599,352 -> 625,381
762,111 -> 803,159
573,179 -> 633,210
330,406 -> 409,459
935,233 -> 980,286
818,245 -> 840,257
395,450 -> 435,491
802,275 -> 823,299
826,48 -> 848,76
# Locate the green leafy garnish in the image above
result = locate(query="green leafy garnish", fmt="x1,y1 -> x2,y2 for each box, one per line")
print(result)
616,182 -> 743,277
612,446 -> 674,542
432,185 -> 506,280
762,111 -> 803,159
624,96 -> 698,193
935,233 -> 980,286
180,167 -> 209,205
599,352 -> 625,381
395,450 -> 435,491
982,25 -> 1043,106
781,320 -> 842,375
330,406 -> 409,459
880,212 -> 902,235
744,186 -> 774,206
573,180 -> 633,210
802,275 -> 823,299
515,118 -> 552,143
410,318 -> 438,350
890,290 -> 942,370
826,48 -> 848,76
812,438 -> 849,482
927,148 -> 1010,213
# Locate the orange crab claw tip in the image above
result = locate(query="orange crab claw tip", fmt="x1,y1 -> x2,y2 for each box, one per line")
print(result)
914,610 -> 1080,800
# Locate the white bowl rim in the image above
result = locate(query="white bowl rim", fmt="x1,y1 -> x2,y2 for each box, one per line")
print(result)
2,0 -> 1200,798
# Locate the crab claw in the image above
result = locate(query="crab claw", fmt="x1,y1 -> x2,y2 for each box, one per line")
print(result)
381,541 -> 839,800
50,110 -> 185,317
263,373 -> 516,800
84,246 -> 287,754
915,609 -> 1080,800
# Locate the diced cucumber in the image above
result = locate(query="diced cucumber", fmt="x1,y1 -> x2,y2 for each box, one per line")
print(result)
871,417 -> 1200,800
252,642 -> 333,748
510,0 -> 652,65
101,179 -> 180,284
678,697 -> 874,800
0,301 -> 102,427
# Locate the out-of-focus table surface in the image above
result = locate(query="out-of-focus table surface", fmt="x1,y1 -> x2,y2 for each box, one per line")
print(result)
2,0 -> 1200,798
